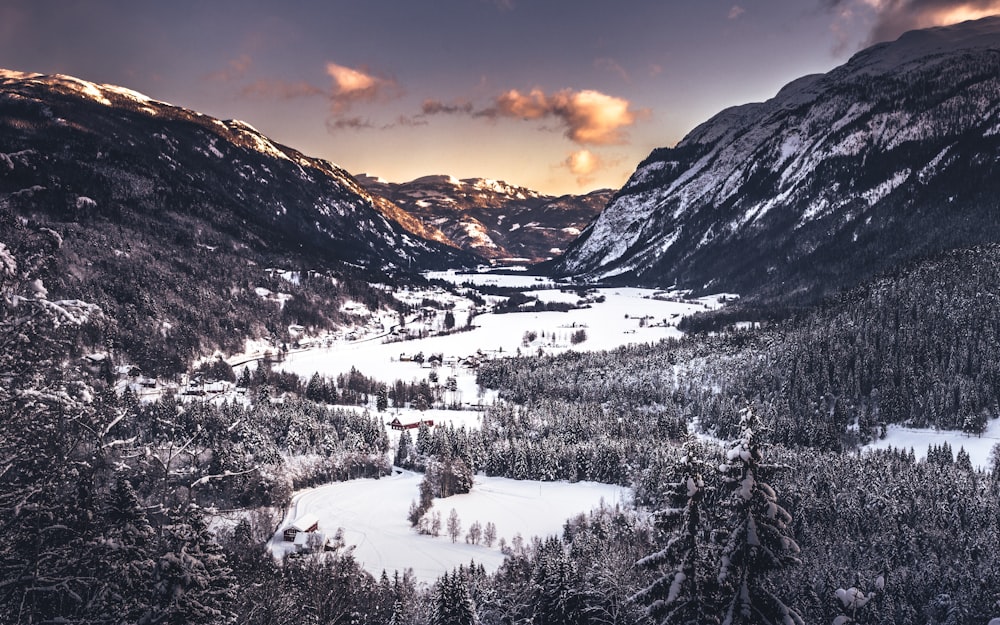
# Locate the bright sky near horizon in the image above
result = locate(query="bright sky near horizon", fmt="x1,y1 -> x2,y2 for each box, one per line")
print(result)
2,0 -> 997,194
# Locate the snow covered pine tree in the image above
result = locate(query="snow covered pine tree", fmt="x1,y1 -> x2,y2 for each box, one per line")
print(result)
716,406 -> 803,625
631,438 -> 719,624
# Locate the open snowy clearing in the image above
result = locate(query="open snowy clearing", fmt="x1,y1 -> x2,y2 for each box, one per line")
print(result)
270,469 -> 630,583
271,278 -> 729,404
863,415 -> 1000,470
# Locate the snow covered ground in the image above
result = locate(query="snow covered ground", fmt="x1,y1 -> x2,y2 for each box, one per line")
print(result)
271,277 -> 729,407
255,273 -> 709,584
864,415 -> 1000,470
269,469 -> 629,583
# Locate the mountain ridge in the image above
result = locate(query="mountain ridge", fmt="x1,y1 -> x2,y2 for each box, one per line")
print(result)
356,173 -> 612,262
0,68 -> 473,269
0,68 -> 475,373
554,16 -> 1000,303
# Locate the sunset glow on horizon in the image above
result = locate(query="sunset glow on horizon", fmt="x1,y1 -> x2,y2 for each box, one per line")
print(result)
2,0 -> 996,195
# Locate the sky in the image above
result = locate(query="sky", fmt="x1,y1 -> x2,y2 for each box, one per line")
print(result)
2,0 -> 999,195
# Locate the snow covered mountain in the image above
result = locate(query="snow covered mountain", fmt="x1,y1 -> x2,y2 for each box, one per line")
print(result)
356,174 -> 612,262
0,69 -> 472,272
554,17 -> 1000,301
0,69 -> 476,374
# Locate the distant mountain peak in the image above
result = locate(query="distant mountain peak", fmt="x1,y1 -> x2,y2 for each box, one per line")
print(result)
356,173 -> 611,262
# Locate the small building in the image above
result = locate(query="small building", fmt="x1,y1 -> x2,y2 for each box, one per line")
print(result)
388,417 -> 434,431
136,376 -> 157,388
293,530 -> 327,553
282,513 -> 319,542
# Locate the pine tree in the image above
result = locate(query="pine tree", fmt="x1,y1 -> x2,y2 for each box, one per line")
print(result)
396,428 -> 414,467
433,569 -> 479,625
0,228 -> 110,624
146,506 -> 237,624
631,439 -> 719,624
89,477 -> 156,623
305,372 -> 324,402
716,407 -> 803,625
417,420 -> 432,454
532,538 -> 589,625
432,571 -> 456,625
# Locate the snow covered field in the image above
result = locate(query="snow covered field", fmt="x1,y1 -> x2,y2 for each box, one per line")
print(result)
863,415 -> 1000,470
270,470 -> 629,583
272,273 -> 729,405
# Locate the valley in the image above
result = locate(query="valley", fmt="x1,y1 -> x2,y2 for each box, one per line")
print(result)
3,13 -> 1000,625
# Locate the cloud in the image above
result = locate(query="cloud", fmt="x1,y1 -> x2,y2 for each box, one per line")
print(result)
240,78 -> 324,99
595,58 -> 630,82
326,116 -> 375,132
385,115 -> 429,129
421,99 -> 475,115
205,54 -> 253,83
484,87 -> 649,145
563,149 -> 604,185
825,0 -> 1000,46
728,4 -> 747,19
326,62 -> 401,112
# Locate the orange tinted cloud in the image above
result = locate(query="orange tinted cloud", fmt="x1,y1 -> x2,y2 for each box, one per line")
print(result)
828,0 -> 1000,44
326,62 -> 401,112
563,149 -> 604,185
489,87 -> 648,145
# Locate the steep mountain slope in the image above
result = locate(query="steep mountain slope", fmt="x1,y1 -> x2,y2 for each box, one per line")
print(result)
357,174 -> 611,262
0,69 -> 472,271
555,17 -> 1000,302
0,69 -> 475,374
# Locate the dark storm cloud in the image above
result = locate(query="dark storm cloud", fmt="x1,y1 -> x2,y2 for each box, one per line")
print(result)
384,115 -> 429,129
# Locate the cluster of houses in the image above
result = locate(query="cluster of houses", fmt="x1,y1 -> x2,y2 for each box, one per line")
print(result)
397,348 -> 498,369
83,353 -> 244,402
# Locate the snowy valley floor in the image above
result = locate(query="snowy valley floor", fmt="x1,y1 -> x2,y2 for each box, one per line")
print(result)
269,470 -> 630,583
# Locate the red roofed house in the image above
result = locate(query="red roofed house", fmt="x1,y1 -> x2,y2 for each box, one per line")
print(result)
282,512 -> 319,542
388,417 -> 434,430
